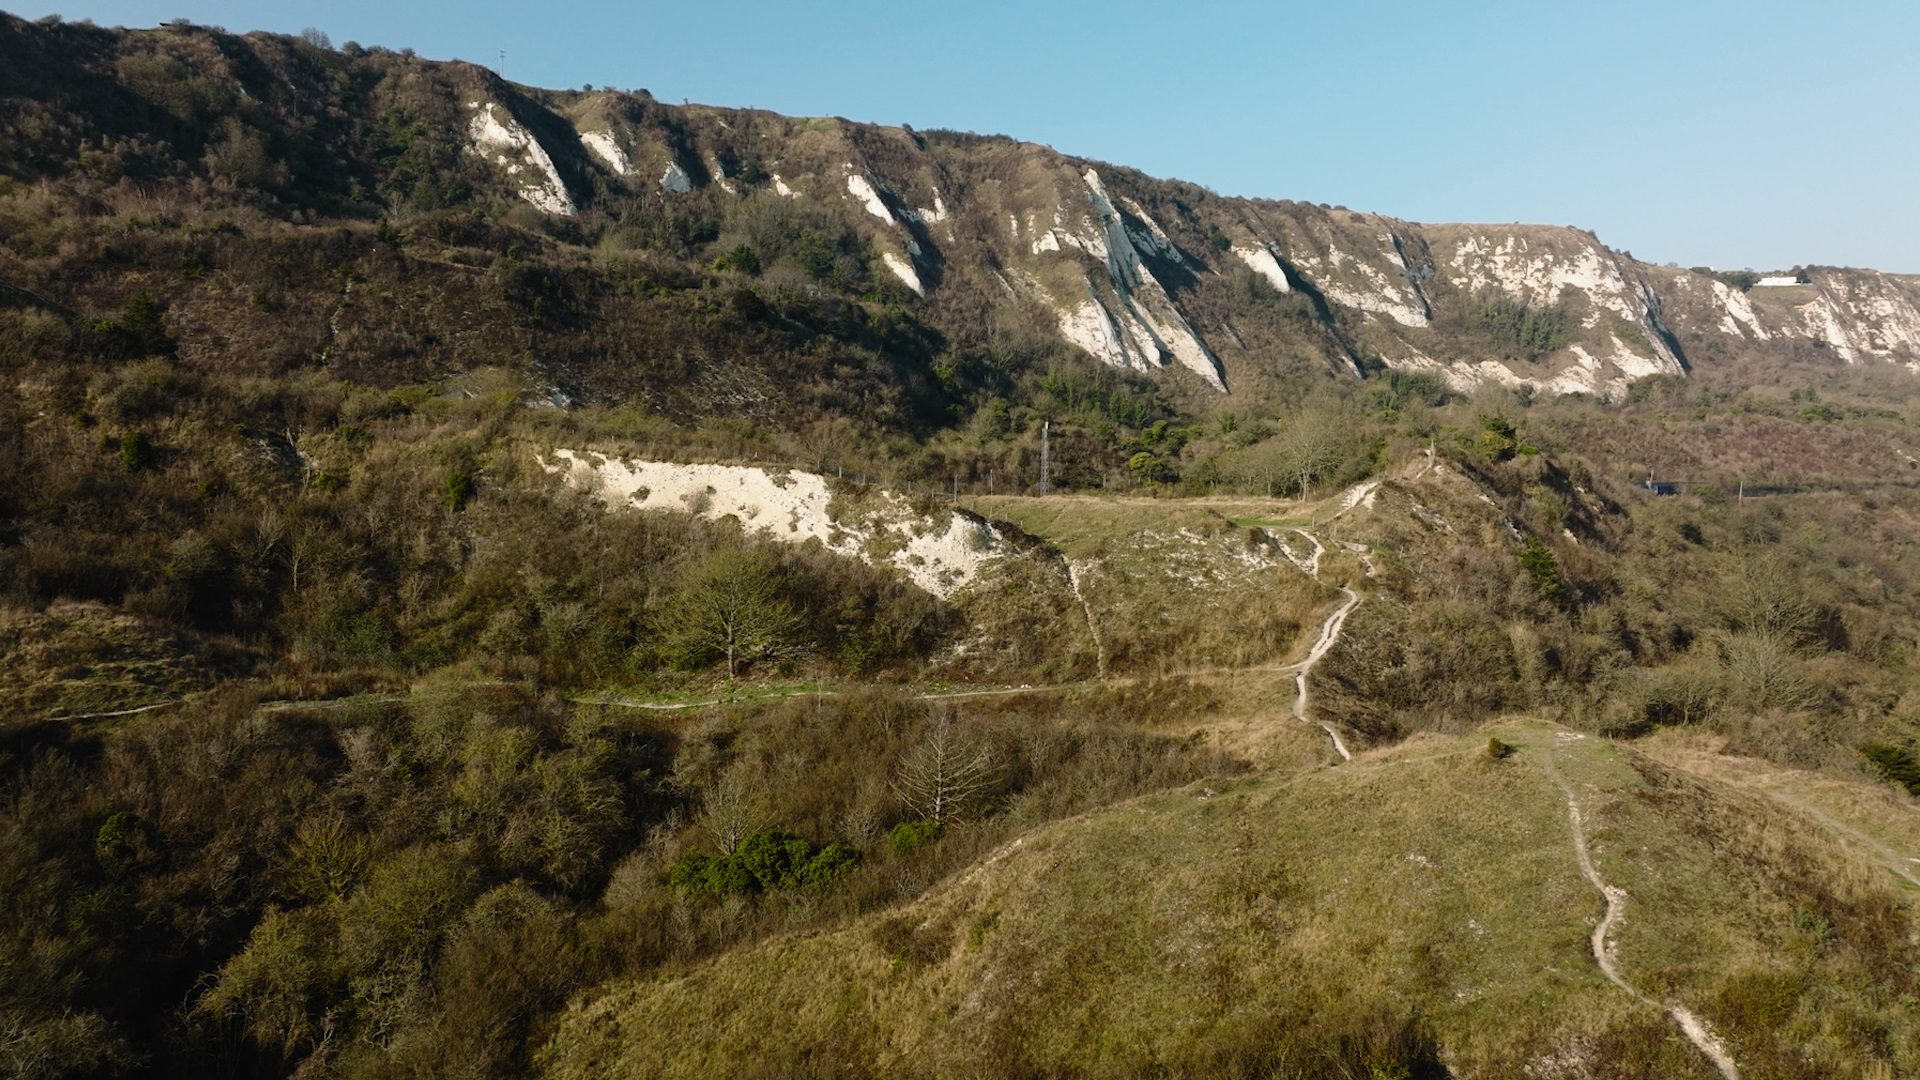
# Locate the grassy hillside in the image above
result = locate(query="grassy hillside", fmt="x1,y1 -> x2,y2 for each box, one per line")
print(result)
11,13 -> 1920,1080
542,721 -> 1920,1078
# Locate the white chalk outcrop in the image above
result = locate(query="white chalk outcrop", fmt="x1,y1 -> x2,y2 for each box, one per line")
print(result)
907,189 -> 949,226
1287,226 -> 1431,328
661,161 -> 693,194
466,101 -> 575,216
1231,242 -> 1293,293
881,252 -> 925,295
1711,278 -> 1769,340
1440,234 -> 1681,371
1429,231 -> 1686,384
706,154 -> 738,194
1661,268 -> 1920,368
1795,277 -> 1920,366
1030,169 -> 1227,391
579,130 -> 630,177
845,170 -> 894,224
839,167 -> 934,297
545,451 -> 1003,598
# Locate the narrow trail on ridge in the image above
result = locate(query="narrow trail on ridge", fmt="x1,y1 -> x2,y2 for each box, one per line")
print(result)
39,700 -> 179,722
1290,581 -> 1358,761
1063,558 -> 1110,680
1543,735 -> 1741,1080
1283,478 -> 1381,762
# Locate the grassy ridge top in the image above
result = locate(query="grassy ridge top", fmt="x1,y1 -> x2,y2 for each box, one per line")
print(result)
541,721 -> 1920,1078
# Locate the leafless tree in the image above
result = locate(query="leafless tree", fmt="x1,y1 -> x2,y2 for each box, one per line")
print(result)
890,713 -> 998,825
697,768 -> 765,855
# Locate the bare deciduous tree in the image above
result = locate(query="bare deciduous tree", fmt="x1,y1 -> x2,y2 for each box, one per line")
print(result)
1231,411 -> 1350,498
697,768 -> 765,855
890,714 -> 998,826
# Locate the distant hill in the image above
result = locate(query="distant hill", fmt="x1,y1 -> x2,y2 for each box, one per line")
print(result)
5,12 -> 1919,421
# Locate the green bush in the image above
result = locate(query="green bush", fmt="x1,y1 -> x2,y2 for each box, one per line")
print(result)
711,244 -> 761,275
445,468 -> 475,511
669,830 -> 860,897
1517,537 -> 1560,597
889,818 -> 943,857
798,843 -> 860,889
117,431 -> 154,472
1455,291 -> 1572,361
1863,744 -> 1920,796
668,851 -> 757,897
735,830 -> 816,890
1474,413 -> 1519,461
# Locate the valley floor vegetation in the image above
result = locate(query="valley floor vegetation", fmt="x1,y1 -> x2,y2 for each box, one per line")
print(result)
9,305 -> 1920,1075
8,16 -> 1920,1074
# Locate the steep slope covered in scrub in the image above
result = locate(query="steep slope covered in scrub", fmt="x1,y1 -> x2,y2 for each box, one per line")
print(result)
13,14 -> 1920,1080
4,13 -> 1919,419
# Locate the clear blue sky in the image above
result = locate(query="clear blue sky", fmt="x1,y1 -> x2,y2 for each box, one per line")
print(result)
13,1 -> 1919,271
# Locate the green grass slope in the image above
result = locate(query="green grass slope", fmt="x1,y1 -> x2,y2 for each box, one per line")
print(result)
541,721 -> 1920,1079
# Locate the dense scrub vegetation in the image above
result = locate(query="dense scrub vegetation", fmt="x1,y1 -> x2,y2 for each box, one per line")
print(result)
9,13 -> 1920,1078
2,675 -> 1239,1075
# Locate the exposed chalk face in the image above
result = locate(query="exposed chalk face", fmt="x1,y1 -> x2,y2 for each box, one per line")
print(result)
1034,170 -> 1226,390
845,170 -> 894,223
1711,279 -> 1770,340
1293,238 -> 1431,328
579,130 -> 629,176
661,161 -> 693,194
546,452 -> 1004,598
881,252 -> 924,296
466,101 -> 575,216
1661,268 -> 1920,367
1442,234 -> 1660,341
1231,243 -> 1293,293
706,154 -> 738,194
908,189 -> 949,225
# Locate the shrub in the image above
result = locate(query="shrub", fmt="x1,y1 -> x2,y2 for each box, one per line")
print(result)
1475,413 -> 1519,462
117,431 -> 153,472
797,843 -> 860,889
1862,744 -> 1920,796
889,818 -> 943,857
119,289 -> 173,357
1449,291 -> 1572,361
1485,737 -> 1515,760
735,830 -> 816,890
444,469 -> 475,511
669,830 -> 859,897
711,244 -> 761,275
1517,537 -> 1560,597
668,851 -> 756,897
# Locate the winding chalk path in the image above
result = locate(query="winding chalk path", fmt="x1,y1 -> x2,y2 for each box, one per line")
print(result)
39,700 -> 178,722
1544,738 -> 1740,1079
1281,478 -> 1387,761
1063,559 -> 1110,680
1291,581 -> 1358,761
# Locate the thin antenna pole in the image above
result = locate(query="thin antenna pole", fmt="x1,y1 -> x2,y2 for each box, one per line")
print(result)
1039,420 -> 1051,495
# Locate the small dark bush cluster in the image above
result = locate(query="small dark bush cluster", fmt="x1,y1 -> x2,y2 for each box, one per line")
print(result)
669,830 -> 861,897
888,817 -> 943,856
1863,744 -> 1920,796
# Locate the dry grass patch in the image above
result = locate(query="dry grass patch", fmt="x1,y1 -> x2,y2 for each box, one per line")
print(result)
542,720 -> 1919,1077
